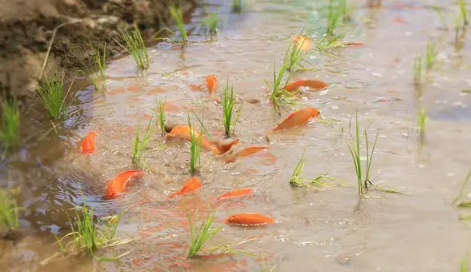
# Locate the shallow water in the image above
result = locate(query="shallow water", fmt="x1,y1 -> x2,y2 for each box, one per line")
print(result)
2,0 -> 471,271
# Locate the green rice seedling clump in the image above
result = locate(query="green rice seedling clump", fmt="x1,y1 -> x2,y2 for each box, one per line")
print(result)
187,211 -> 221,258
231,0 -> 243,13
425,41 -> 438,70
37,71 -> 72,120
265,50 -> 296,112
0,98 -> 21,156
326,0 -> 342,37
0,188 -> 19,233
89,43 -> 107,91
417,108 -> 427,144
121,26 -> 149,70
201,12 -> 219,35
413,56 -> 423,86
458,0 -> 469,26
221,80 -> 239,137
132,117 -> 154,164
189,125 -> 202,176
170,4 -> 188,42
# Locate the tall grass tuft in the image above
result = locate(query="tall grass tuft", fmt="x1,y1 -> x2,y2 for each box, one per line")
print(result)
37,71 -> 73,120
170,4 -> 188,42
188,115 -> 202,176
0,188 -> 19,233
89,43 -> 107,91
231,0 -> 243,13
345,110 -> 379,195
425,41 -> 438,70
187,211 -> 221,258
413,56 -> 423,86
326,0 -> 341,37
121,26 -> 149,70
458,0 -> 469,26
417,108 -> 427,145
201,12 -> 219,35
290,150 -> 307,187
155,98 -> 166,136
0,98 -> 21,157
265,50 -> 296,112
56,202 -> 127,256
132,117 -> 154,164
221,80 -> 238,137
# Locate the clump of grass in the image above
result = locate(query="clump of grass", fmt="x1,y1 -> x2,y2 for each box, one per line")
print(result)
0,98 -> 21,157
290,150 -> 307,187
155,98 -> 166,136
187,211 -> 221,258
345,110 -> 379,196
264,51 -> 296,112
170,4 -> 188,42
413,56 -> 423,86
417,108 -> 427,144
453,168 -> 471,207
188,115 -> 202,176
315,34 -> 345,53
201,12 -> 219,35
458,0 -> 469,27
0,188 -> 19,234
121,26 -> 149,70
433,6 -> 449,30
326,0 -> 342,37
131,117 -> 154,164
231,0 -> 243,13
425,41 -> 438,70
89,43 -> 107,91
221,80 -> 241,137
37,71 -> 73,120
56,202 -> 128,256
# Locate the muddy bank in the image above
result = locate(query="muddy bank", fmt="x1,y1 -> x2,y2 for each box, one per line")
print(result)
0,0 -> 195,99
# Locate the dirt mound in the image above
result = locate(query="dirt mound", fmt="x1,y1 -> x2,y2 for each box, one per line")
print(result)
0,0 -> 195,98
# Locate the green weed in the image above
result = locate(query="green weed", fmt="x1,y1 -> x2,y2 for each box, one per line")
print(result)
458,0 -> 469,26
170,4 -> 188,42
413,56 -> 423,86
231,0 -> 243,13
453,168 -> 471,206
0,98 -> 21,157
201,12 -> 219,35
0,188 -> 19,233
327,0 -> 342,37
188,115 -> 202,176
56,202 -> 128,256
264,51 -> 296,112
417,108 -> 427,144
155,99 -> 166,136
187,211 -> 221,258
84,42 -> 107,91
37,71 -> 73,120
132,117 -> 154,164
221,80 -> 239,137
433,6 -> 449,30
121,26 -> 149,70
315,34 -> 345,53
425,41 -> 438,70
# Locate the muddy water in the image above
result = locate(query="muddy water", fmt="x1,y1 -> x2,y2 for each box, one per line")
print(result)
2,0 -> 471,271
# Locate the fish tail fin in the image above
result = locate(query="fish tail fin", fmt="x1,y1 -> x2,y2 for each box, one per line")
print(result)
168,193 -> 177,199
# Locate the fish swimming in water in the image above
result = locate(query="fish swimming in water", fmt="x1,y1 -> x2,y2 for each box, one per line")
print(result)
237,145 -> 269,157
272,107 -> 320,131
104,170 -> 144,200
205,75 -> 218,99
166,125 -> 215,151
293,35 -> 314,51
216,138 -> 240,154
224,213 -> 275,226
216,188 -> 253,200
168,176 -> 202,198
81,131 -> 98,154
285,80 -> 328,92
344,42 -> 365,47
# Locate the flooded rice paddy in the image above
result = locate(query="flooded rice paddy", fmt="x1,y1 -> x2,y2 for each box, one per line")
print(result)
2,0 -> 471,271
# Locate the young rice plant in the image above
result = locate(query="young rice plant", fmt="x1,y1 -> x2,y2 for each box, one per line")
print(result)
37,71 -> 73,120
0,98 -> 21,157
132,117 -> 154,164
121,26 -> 149,70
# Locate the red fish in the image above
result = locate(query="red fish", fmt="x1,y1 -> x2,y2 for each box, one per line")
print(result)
216,188 -> 253,200
166,125 -> 216,151
168,176 -> 202,198
224,213 -> 275,226
293,35 -> 314,51
285,80 -> 328,92
81,131 -> 98,154
205,75 -> 218,98
104,170 -> 144,200
237,145 -> 269,157
344,42 -> 365,47
272,107 -> 320,131
216,138 -> 240,154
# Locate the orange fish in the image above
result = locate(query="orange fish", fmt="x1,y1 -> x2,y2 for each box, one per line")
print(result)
272,107 -> 320,131
104,170 -> 144,200
237,145 -> 269,157
216,188 -> 253,200
216,138 -> 240,154
344,42 -> 365,47
168,176 -> 202,198
224,213 -> 275,226
205,75 -> 218,98
293,35 -> 314,51
285,80 -> 328,92
166,125 -> 216,151
81,131 -> 98,154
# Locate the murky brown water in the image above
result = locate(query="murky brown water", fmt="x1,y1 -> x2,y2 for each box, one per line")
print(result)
2,0 -> 471,271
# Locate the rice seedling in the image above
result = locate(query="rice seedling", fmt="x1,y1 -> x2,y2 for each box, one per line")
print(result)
290,150 -> 307,187
169,4 -> 188,42
120,26 -> 149,70
425,41 -> 438,70
221,80 -> 239,137
191,108 -> 212,139
461,255 -> 469,272
0,187 -> 19,233
416,108 -> 427,144
345,110 -> 379,196
413,56 -> 423,86
89,42 -> 107,91
433,6 -> 449,30
56,201 -> 128,256
231,0 -> 243,14
201,12 -> 219,35
265,51 -> 296,112
458,0 -> 469,26
453,168 -> 471,206
131,117 -> 154,164
187,211 -> 221,258
0,97 -> 21,157
339,0 -> 354,22
188,115 -> 202,176
286,30 -> 313,72
37,71 -> 73,120
326,0 -> 341,37
155,98 -> 166,136
315,34 -> 345,54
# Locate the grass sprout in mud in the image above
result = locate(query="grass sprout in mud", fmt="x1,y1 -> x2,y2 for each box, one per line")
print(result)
132,117 -> 154,165
170,4 -> 188,42
201,11 -> 219,35
287,36 -> 311,72
458,0 -> 469,27
89,42 -> 107,91
265,56 -> 296,112
413,56 -> 423,86
221,80 -> 240,137
417,108 -> 427,145
231,0 -> 243,14
120,26 -> 149,70
453,168 -> 471,208
188,116 -> 202,176
326,0 -> 342,37
425,41 -> 438,70
37,71 -> 74,120
0,187 -> 20,235
155,98 -> 166,136
187,211 -> 221,258
56,202 -> 129,256
0,97 -> 20,157
315,34 -> 345,53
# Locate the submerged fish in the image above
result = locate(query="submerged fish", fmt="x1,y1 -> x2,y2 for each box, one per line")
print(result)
216,188 -> 253,200
224,213 -> 275,226
293,35 -> 314,51
272,107 -> 320,131
205,75 -> 218,98
216,138 -> 240,154
237,145 -> 269,157
104,170 -> 144,200
166,125 -> 215,151
168,176 -> 202,198
81,131 -> 98,154
285,80 -> 328,92
344,42 -> 365,47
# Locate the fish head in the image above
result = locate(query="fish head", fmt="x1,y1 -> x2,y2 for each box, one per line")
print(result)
309,107 -> 320,117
